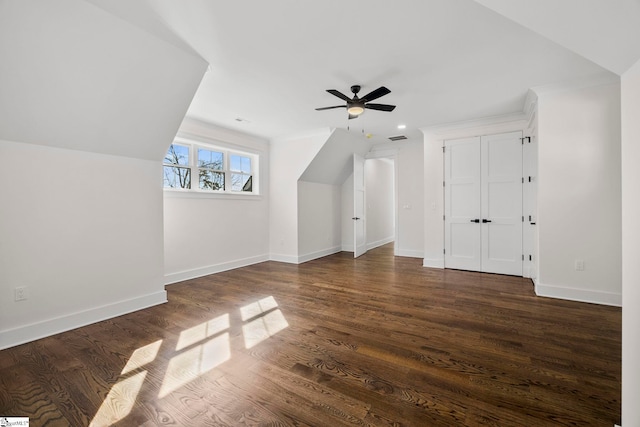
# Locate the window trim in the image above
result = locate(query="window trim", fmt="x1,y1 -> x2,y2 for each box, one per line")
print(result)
163,137 -> 260,197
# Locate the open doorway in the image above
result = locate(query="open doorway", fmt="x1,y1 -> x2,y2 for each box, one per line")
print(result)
341,154 -> 397,255
364,157 -> 396,253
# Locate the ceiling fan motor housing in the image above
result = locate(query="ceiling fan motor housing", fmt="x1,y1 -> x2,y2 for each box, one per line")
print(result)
315,84 -> 395,119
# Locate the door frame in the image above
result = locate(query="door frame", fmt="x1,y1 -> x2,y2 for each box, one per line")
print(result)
443,131 -> 525,276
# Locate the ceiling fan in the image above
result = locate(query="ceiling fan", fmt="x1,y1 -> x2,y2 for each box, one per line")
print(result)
316,85 -> 396,119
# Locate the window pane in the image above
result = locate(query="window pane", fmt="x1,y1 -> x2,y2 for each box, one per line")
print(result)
163,166 -> 191,188
164,144 -> 190,166
198,149 -> 224,170
231,173 -> 252,192
230,154 -> 251,173
199,169 -> 225,190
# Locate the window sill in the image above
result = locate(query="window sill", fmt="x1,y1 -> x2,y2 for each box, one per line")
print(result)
163,189 -> 262,201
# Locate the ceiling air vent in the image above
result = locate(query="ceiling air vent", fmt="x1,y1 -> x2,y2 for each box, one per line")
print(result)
388,135 -> 407,141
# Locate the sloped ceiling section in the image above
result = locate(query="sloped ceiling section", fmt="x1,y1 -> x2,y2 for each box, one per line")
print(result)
0,0 -> 208,161
144,0 -> 615,142
474,0 -> 640,75
299,129 -> 373,185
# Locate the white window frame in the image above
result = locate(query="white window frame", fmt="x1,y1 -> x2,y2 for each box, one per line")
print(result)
163,137 -> 260,197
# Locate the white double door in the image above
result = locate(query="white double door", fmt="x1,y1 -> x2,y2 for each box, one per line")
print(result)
444,132 -> 523,276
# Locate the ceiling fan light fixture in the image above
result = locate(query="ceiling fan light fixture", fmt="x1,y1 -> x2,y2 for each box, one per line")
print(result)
347,105 -> 364,116
316,85 -> 394,119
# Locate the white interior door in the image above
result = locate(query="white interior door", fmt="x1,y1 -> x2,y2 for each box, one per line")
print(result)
444,137 -> 481,271
480,132 -> 523,276
353,153 -> 367,258
444,132 -> 523,276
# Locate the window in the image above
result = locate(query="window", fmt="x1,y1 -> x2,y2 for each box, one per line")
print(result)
198,148 -> 225,190
163,144 -> 191,189
230,154 -> 252,192
163,139 -> 258,195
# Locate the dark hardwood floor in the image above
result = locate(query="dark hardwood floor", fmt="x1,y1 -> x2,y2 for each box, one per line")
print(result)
0,244 -> 621,426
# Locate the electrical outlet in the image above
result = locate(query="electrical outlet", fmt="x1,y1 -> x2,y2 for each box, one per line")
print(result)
575,259 -> 585,271
14,286 -> 28,301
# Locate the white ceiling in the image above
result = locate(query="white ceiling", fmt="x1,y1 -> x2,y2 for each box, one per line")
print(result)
474,0 -> 640,76
89,0 -> 638,143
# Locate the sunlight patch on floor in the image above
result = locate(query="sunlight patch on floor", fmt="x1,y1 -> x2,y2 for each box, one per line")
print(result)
240,296 -> 279,321
176,313 -> 230,351
159,332 -> 231,398
121,340 -> 162,375
243,309 -> 289,349
89,371 -> 147,427
91,297 -> 289,422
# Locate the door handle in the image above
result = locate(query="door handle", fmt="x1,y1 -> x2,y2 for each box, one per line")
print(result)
482,219 -> 492,223
470,219 -> 480,223
352,217 -> 360,220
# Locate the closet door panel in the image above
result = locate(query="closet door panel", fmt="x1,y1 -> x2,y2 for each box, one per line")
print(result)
481,132 -> 523,276
444,137 -> 481,271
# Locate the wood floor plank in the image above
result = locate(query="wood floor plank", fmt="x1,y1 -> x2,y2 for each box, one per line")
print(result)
0,244 -> 621,426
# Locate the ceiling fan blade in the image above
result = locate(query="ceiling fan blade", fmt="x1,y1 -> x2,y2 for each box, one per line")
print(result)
365,103 -> 396,112
327,89 -> 352,102
361,86 -> 390,102
348,114 -> 359,120
316,105 -> 346,111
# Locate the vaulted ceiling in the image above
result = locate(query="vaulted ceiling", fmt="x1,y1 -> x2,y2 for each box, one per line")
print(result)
87,0 -> 640,143
9,0 -> 640,147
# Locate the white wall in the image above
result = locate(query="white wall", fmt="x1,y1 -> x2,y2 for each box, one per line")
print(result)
535,82 -> 622,306
269,130 -> 330,262
422,135 -> 446,267
0,0 -> 206,350
297,181 -> 342,262
621,58 -> 640,426
272,128 -> 373,263
365,159 -> 395,249
0,141 -> 166,349
164,119 -> 270,284
395,140 -> 425,258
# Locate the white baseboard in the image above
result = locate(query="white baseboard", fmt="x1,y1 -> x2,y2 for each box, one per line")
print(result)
535,282 -> 622,307
269,253 -> 299,264
367,236 -> 394,251
341,243 -> 354,252
297,246 -> 342,264
165,254 -> 269,284
395,248 -> 424,258
270,247 -> 343,265
0,290 -> 167,350
423,258 -> 445,269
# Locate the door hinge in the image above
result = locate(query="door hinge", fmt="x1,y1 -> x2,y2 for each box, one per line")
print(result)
528,176 -> 532,182
522,254 -> 524,261
522,216 -> 524,222
520,136 -> 531,144
521,177 -> 524,184
443,181 -> 445,187
529,255 -> 532,261
442,146 -> 445,153
443,215 -> 445,221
